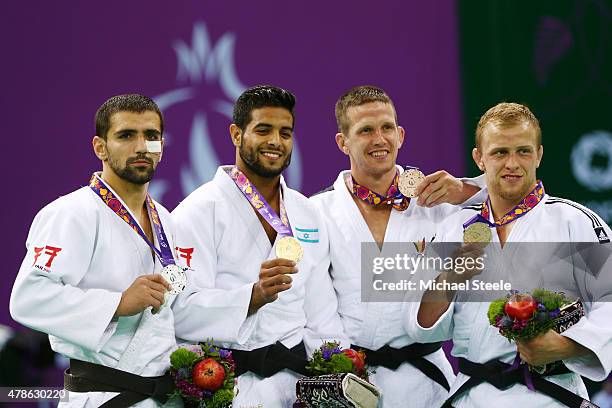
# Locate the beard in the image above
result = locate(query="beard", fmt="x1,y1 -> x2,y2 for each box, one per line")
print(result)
107,149 -> 156,185
239,143 -> 291,178
491,176 -> 534,203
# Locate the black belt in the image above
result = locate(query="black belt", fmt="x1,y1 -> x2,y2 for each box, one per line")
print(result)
353,342 -> 450,391
231,341 -> 309,378
64,359 -> 175,408
441,357 -> 599,408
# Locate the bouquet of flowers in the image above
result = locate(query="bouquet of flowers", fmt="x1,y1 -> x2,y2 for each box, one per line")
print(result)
488,289 -> 585,375
167,341 -> 235,408
488,289 -> 584,341
295,342 -> 381,408
305,341 -> 368,380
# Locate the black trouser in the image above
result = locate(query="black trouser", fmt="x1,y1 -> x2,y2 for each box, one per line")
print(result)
441,357 -> 599,408
353,342 -> 450,391
64,359 -> 175,408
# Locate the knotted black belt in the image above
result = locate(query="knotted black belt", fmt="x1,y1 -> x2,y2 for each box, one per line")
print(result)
353,342 -> 450,391
441,357 -> 599,408
64,359 -> 175,408
231,341 -> 309,378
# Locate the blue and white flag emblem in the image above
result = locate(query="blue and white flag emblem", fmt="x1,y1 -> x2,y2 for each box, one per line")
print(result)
295,227 -> 319,243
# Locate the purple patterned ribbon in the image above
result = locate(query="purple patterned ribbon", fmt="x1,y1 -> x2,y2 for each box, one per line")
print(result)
351,170 -> 409,211
463,181 -> 545,230
224,166 -> 294,237
89,174 -> 176,266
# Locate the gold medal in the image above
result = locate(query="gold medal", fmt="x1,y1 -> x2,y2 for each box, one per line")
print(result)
398,168 -> 425,198
463,222 -> 492,243
276,236 -> 304,263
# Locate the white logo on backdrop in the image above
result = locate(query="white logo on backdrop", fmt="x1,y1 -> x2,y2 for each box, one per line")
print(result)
571,130 -> 612,192
150,22 -> 302,203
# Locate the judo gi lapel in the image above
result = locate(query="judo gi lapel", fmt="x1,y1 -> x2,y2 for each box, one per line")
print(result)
215,166 -> 277,258
332,170 -> 404,249
332,171 -> 375,244
88,174 -> 157,266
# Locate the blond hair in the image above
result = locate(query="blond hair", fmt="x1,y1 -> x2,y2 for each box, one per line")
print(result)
476,102 -> 541,148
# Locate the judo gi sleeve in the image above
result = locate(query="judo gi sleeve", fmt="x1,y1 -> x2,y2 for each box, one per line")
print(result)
10,202 -> 122,352
172,201 -> 258,345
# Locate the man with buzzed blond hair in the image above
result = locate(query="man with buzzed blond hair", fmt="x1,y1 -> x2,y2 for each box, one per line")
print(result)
410,102 -> 612,407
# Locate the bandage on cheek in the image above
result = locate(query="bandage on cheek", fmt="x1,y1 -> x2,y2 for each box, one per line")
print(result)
145,141 -> 162,153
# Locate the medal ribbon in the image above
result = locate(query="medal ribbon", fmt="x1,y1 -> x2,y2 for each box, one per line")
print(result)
351,171 -> 410,211
225,166 -> 294,237
463,181 -> 545,230
89,174 -> 176,266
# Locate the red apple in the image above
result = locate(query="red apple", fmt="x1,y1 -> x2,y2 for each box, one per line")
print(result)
343,349 -> 366,373
192,358 -> 226,391
504,294 -> 536,320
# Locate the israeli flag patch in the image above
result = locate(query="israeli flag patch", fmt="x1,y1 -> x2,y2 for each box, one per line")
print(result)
295,227 -> 319,243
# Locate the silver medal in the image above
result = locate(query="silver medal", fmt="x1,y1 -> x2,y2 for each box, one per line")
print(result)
160,264 -> 187,295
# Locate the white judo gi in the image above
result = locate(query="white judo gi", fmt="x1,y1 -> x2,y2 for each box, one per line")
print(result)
171,166 -> 347,408
406,193 -> 612,407
310,169 -> 485,408
10,178 -> 180,407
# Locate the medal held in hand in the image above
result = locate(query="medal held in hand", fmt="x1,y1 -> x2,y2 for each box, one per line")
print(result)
160,264 -> 187,295
276,235 -> 304,263
89,173 -> 186,305
398,167 -> 425,198
226,166 -> 304,263
463,222 -> 493,243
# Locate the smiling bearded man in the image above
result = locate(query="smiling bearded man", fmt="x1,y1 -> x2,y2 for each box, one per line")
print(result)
171,85 -> 348,408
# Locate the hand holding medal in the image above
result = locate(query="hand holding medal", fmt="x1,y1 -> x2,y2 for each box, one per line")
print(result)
160,264 -> 188,295
90,174 -> 188,315
226,166 -> 304,264
276,236 -> 304,263
160,264 -> 188,307
398,168 -> 426,198
249,258 -> 298,314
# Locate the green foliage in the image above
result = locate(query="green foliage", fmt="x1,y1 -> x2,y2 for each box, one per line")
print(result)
307,342 -> 354,376
487,298 -> 507,325
531,289 -> 567,310
206,389 -> 233,408
329,354 -> 354,373
170,348 -> 199,369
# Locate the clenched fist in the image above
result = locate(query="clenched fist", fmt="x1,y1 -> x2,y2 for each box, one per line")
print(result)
248,258 -> 298,315
114,274 -> 172,317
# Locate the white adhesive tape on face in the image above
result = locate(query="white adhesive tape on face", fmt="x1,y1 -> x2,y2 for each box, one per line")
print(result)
145,140 -> 162,153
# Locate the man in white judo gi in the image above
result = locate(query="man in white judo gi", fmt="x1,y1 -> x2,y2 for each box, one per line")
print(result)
310,85 -> 483,407
171,85 -> 347,408
11,94 -> 182,407
411,102 -> 612,407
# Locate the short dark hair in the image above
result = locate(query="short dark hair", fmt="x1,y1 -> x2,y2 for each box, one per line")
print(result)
335,85 -> 397,134
232,85 -> 296,130
95,94 -> 164,139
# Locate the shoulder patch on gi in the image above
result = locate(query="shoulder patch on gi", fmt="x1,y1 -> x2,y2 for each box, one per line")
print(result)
545,198 -> 610,243
310,184 -> 334,198
294,227 -> 319,243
